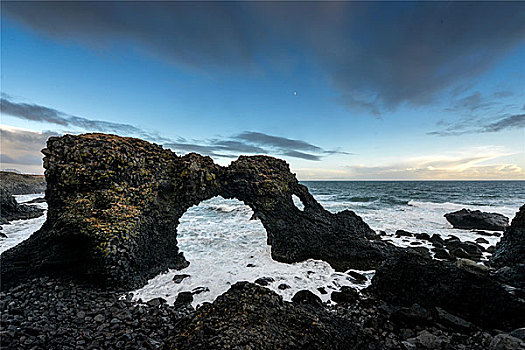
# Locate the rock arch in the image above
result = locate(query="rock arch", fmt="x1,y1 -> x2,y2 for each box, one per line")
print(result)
1,134 -> 400,290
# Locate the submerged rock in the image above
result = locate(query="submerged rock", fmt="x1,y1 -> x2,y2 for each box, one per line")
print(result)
1,133 -> 399,291
444,208 -> 509,231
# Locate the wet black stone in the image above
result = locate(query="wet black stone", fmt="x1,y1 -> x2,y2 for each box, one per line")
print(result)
254,277 -> 275,286
172,274 -> 190,284
278,284 -> 291,290
331,286 -> 359,304
292,290 -> 323,307
347,271 -> 367,283
475,237 -> 489,244
174,292 -> 193,307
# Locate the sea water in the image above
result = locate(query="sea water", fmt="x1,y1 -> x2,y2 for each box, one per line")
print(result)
1,182 -> 523,306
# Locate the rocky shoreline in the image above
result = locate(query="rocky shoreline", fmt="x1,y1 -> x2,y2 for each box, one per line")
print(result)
1,276 -> 523,349
1,133 -> 524,349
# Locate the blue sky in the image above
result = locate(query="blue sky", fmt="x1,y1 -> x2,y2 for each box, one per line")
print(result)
1,2 -> 524,179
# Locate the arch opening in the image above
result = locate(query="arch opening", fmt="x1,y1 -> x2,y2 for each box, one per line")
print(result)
132,196 -> 371,306
292,194 -> 305,211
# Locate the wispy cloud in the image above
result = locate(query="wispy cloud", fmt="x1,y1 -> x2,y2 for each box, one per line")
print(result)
444,91 -> 495,113
428,113 -> 525,136
482,114 -> 525,133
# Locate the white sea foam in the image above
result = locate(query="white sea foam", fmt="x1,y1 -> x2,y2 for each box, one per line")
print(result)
0,194 -> 47,254
1,189 -> 520,307
132,197 -> 373,306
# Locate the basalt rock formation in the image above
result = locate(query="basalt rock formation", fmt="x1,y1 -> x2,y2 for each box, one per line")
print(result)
444,208 -> 509,231
1,133 -> 399,290
368,252 -> 525,331
491,205 -> 525,288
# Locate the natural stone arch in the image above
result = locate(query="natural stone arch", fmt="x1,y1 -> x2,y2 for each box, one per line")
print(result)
1,133 -> 401,291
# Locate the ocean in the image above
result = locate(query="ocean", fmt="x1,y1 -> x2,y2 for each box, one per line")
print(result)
1,181 -> 524,306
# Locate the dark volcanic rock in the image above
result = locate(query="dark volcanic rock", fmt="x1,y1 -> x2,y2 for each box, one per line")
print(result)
167,282 -> 373,350
292,290 -> 323,307
492,205 -> 525,268
254,277 -> 275,286
172,274 -> 191,284
444,208 -> 509,231
1,133 -> 400,291
0,188 -> 44,224
491,205 -> 525,289
368,252 -> 525,331
331,286 -> 359,304
494,265 -> 525,289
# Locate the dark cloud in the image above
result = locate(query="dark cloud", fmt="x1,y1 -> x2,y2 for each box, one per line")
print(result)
428,114 -> 525,136
482,114 -> 525,133
1,97 -> 171,143
1,98 -> 70,126
210,140 -> 266,154
2,96 -> 349,161
235,131 -> 323,153
166,132 -> 345,161
3,2 -> 525,114
281,151 -> 320,161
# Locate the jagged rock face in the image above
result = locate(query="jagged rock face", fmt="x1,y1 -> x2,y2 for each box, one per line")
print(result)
1,133 -> 395,290
492,205 -> 525,268
444,208 -> 509,231
368,252 -> 525,331
491,205 -> 525,288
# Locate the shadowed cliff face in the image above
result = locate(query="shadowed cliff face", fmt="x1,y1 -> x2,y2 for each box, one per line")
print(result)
1,133 -> 399,290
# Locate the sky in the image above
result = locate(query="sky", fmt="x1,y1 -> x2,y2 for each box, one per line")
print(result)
1,1 -> 524,179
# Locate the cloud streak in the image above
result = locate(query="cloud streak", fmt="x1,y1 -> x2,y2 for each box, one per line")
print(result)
4,2 -> 525,114
1,96 -> 349,162
1,97 -> 171,143
428,114 -> 525,136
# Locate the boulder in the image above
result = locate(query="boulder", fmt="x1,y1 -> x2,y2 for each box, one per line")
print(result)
368,252 -> 525,331
1,133 -> 400,291
331,286 -> 359,304
292,290 -> 323,307
444,208 -> 509,231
